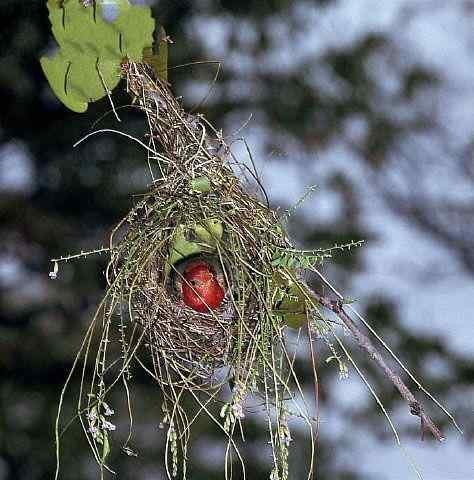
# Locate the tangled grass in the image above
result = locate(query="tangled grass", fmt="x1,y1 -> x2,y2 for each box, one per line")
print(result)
53,62 -> 459,480
53,62 -> 335,480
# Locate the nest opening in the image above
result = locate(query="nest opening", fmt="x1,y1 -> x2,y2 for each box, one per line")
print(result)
108,162 -> 290,380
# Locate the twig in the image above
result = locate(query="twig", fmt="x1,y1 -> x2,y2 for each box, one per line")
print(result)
305,284 -> 445,442
96,62 -> 121,122
51,246 -> 110,264
49,247 -> 111,279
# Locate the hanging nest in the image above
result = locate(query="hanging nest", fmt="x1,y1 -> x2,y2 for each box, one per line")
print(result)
107,61 -> 300,380
71,62 -> 321,479
52,60 -> 456,480
108,141 -> 292,379
55,62 -> 362,480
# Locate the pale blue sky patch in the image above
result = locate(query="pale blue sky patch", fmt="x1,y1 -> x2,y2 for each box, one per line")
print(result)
0,140 -> 35,195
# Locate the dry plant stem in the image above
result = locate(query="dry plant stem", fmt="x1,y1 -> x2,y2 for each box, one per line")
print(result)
306,285 -> 445,443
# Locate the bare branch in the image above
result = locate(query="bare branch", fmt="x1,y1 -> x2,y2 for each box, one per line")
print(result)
306,284 -> 445,442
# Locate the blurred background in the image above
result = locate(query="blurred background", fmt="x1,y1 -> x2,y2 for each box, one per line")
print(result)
1,1 -> 473,479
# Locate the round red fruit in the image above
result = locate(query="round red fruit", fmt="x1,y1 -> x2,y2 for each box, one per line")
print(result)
181,260 -> 225,312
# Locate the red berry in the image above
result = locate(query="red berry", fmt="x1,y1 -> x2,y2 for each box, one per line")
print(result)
181,260 -> 225,312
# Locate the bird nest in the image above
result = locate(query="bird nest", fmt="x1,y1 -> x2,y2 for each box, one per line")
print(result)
102,61 -> 297,386
51,62 -> 327,480
52,58 -> 460,480
108,154 -> 291,381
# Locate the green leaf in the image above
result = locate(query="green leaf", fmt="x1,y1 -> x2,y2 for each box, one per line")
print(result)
166,225 -> 202,277
41,0 -> 155,111
114,3 -> 156,61
194,219 -> 223,246
49,0 -> 154,61
143,27 -> 169,81
40,54 -> 87,113
102,431 -> 110,462
68,56 -> 121,102
41,53 -> 121,110
272,273 -> 319,329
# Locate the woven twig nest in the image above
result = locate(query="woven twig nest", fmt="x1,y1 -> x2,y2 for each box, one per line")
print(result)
108,164 -> 289,381
57,62 -> 328,480
53,55 -> 457,480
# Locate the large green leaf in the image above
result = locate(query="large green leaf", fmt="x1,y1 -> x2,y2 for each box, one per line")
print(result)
40,52 -> 121,112
114,3 -> 156,61
68,56 -> 121,101
40,54 -> 87,113
48,0 -> 154,60
41,0 -> 155,111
